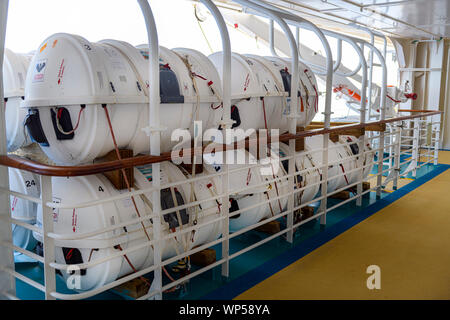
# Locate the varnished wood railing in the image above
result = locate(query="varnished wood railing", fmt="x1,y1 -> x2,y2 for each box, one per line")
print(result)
0,111 -> 442,177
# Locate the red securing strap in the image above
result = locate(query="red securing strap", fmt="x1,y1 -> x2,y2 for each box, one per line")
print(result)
387,95 -> 402,103
65,248 -> 74,260
404,92 -> 418,100
207,81 -> 213,86
339,164 -> 350,185
192,72 -> 207,80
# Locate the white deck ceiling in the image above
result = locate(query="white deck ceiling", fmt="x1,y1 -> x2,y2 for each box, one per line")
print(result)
217,0 -> 450,40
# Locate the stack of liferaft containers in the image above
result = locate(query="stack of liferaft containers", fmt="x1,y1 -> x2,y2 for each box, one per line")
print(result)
3,33 -> 374,292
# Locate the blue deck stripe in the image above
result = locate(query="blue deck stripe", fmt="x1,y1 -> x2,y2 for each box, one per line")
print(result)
202,164 -> 450,300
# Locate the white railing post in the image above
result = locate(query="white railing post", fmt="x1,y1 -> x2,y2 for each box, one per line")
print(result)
0,0 -> 16,300
41,175 -> 56,300
388,125 -> 394,169
366,32 -> 375,122
198,0 -> 232,278
221,158 -> 230,278
393,122 -> 402,190
269,19 -> 279,57
320,138 -> 329,226
433,114 -> 441,165
249,0 -> 334,228
426,115 -> 432,164
137,0 -> 162,300
355,137 -> 365,206
376,131 -> 385,198
359,43 -> 386,199
234,0 -> 300,243
412,117 -> 420,177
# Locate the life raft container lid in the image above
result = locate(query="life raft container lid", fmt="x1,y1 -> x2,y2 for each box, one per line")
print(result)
3,48 -> 31,98
209,51 -> 262,99
21,33 -> 147,108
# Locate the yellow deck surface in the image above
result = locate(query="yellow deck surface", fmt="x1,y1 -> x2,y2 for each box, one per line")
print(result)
439,150 -> 450,164
236,152 -> 450,300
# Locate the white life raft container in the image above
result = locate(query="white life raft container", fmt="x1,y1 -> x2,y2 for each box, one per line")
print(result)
134,161 -> 222,252
172,47 -> 223,130
3,49 -> 33,152
9,168 -> 40,255
339,135 -> 375,180
305,135 -> 347,193
22,33 -> 222,165
247,144 -> 290,220
244,54 -> 289,131
334,140 -> 359,190
208,52 -> 289,135
33,174 -> 155,291
32,161 -> 223,291
203,149 -> 271,232
264,56 -> 319,128
127,44 -> 223,155
22,33 -> 147,165
277,142 -> 321,206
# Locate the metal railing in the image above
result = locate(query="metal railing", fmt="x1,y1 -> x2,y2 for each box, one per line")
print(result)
0,110 -> 441,300
0,0 -> 443,301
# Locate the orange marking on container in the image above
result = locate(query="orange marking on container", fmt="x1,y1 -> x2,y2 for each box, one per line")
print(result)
52,40 -> 58,48
40,43 -> 47,53
333,85 -> 362,102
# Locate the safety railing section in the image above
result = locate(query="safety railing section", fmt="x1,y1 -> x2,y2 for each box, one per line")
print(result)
0,0 -> 444,302
0,111 -> 442,300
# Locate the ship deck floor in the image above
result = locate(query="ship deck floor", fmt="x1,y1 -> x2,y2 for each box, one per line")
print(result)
14,151 -> 450,300
235,150 -> 450,299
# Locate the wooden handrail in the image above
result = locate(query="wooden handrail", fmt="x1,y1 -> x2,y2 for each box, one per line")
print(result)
0,111 -> 442,177
398,109 -> 437,113
310,121 -> 357,126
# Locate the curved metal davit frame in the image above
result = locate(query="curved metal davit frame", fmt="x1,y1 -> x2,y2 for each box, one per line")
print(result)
0,0 -> 443,301
254,0 -> 391,198
232,0 -> 300,242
